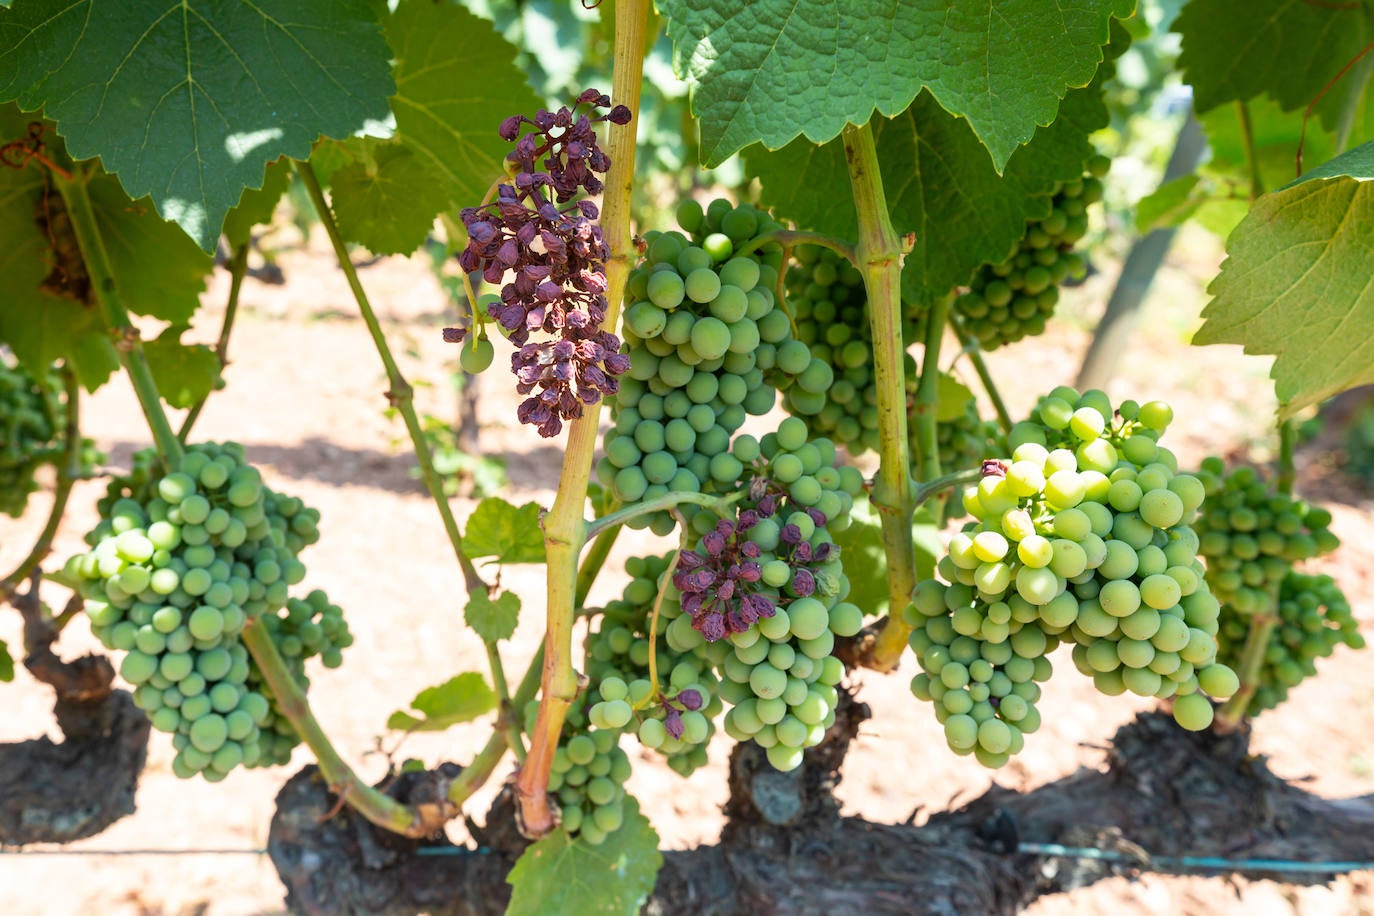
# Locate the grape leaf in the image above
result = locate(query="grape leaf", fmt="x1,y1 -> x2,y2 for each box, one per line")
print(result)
386,672 -> 495,732
831,496 -> 941,617
506,796 -> 661,916
384,0 -> 543,216
328,143 -> 436,256
143,327 -> 219,409
464,498 -> 546,565
0,0 -> 396,251
1194,140 -> 1374,419
88,175 -> 214,324
222,158 -> 291,248
935,373 -> 976,423
465,588 -> 521,645
1175,0 -> 1374,128
657,0 -> 1129,170
749,77 -> 1108,302
1135,175 -> 1206,233
0,111 -> 116,390
0,639 -> 12,682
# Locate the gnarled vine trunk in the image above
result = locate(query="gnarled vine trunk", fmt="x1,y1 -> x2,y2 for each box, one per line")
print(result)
267,697 -> 1374,915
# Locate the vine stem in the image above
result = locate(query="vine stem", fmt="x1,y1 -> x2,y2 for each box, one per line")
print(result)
486,639 -> 525,764
1236,101 -> 1265,201
179,241 -> 248,442
1276,419 -> 1297,497
1215,596 -> 1280,731
0,367 -> 82,601
735,228 -> 856,264
585,490 -> 743,540
913,467 -> 984,507
293,162 -> 485,595
53,173 -> 183,468
514,0 -> 648,838
951,320 -> 1013,433
445,641 -> 544,805
841,123 -> 919,673
240,623 -> 445,836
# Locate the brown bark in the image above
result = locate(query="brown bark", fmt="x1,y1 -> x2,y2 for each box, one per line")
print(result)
266,698 -> 1374,915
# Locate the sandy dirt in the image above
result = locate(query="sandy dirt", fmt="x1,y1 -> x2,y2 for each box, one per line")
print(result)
1,222 -> 1370,916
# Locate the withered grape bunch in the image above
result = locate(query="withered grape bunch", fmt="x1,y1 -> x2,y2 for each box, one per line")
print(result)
448,89 -> 632,437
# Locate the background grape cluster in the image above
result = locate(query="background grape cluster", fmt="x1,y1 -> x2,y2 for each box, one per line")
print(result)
65,442 -> 349,780
951,155 -> 1109,350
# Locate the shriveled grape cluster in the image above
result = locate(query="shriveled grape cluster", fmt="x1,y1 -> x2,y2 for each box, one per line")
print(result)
909,388 -> 1240,766
952,155 -> 1108,349
66,442 -> 346,780
598,199 -> 786,534
1193,458 -> 1340,615
1217,572 -> 1363,716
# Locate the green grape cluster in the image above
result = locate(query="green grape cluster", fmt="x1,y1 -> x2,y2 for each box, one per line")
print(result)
0,357 -> 60,516
526,699 -> 634,846
66,442 -> 338,781
244,589 -> 353,766
952,155 -> 1108,350
584,554 -> 726,776
697,418 -> 865,772
598,199 -> 787,535
909,387 -> 1240,766
770,246 -> 913,453
1217,572 -> 1363,716
1193,458 -> 1340,615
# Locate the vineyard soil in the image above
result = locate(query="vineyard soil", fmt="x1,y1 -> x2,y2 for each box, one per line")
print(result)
1,224 -> 1371,916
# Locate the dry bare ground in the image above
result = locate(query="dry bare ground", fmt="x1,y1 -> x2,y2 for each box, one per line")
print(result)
1,222 -> 1370,916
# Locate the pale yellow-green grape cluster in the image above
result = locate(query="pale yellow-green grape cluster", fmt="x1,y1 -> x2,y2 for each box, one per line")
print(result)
599,199 -> 788,535
908,387 -> 1240,766
1193,458 -> 1341,614
68,442 -> 343,780
1217,571 -> 1363,717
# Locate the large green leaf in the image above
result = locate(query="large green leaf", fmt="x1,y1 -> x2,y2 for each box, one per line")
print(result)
328,142 -> 436,256
0,111 -> 115,390
749,77 -> 1108,301
658,0 -> 1129,170
1194,140 -> 1374,419
384,0 -> 543,213
0,0 -> 396,251
0,639 -> 13,682
505,796 -> 661,916
88,175 -> 214,325
1175,0 -> 1374,128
